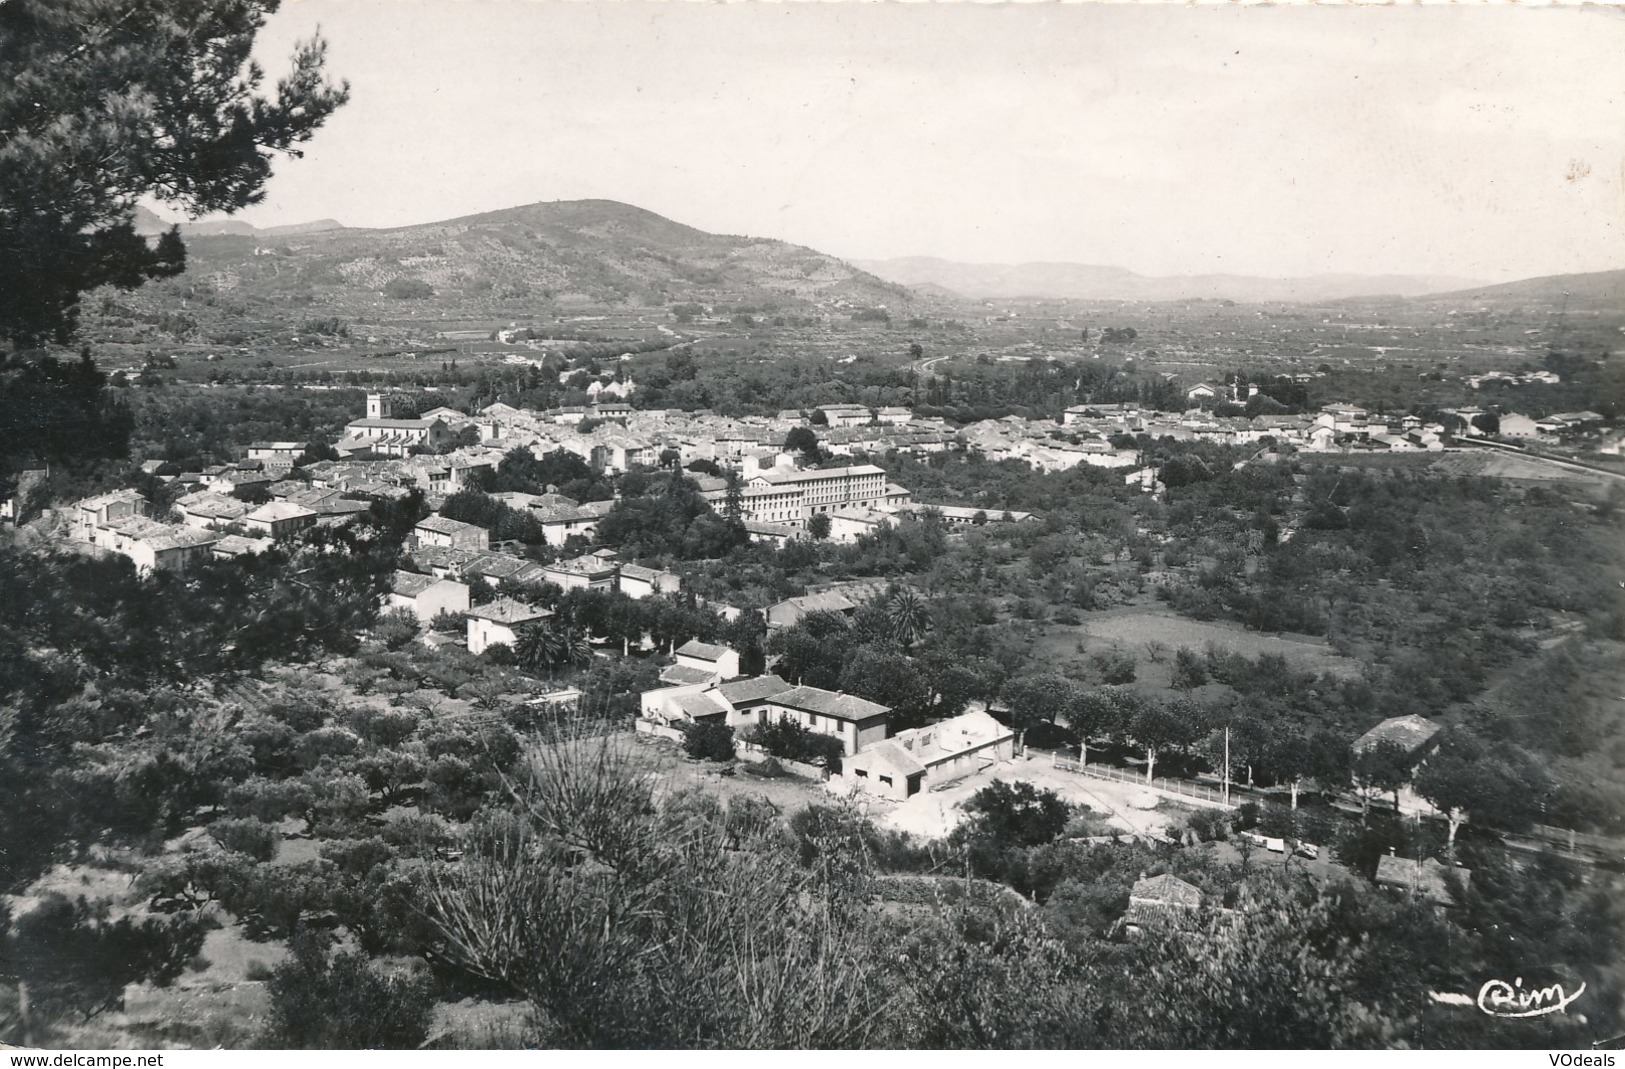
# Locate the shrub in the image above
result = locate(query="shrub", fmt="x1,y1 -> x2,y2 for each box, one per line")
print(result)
382,278 -> 434,300
960,780 -> 1070,847
1090,649 -> 1137,685
207,817 -> 278,862
749,717 -> 844,772
372,609 -> 420,651
682,721 -> 736,762
263,936 -> 433,1048
1170,648 -> 1208,690
427,608 -> 464,633
1185,808 -> 1229,843
6,894 -> 208,1020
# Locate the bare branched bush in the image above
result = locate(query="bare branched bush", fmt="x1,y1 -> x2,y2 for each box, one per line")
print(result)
418,722 -> 897,1047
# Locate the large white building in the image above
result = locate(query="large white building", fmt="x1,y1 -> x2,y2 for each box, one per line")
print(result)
742,464 -> 887,527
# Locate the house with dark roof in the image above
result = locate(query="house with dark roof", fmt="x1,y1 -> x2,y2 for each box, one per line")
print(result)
638,671 -> 891,755
754,685 -> 891,756
638,672 -> 794,737
638,664 -> 766,730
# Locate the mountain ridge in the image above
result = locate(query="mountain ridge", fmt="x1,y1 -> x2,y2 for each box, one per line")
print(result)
854,255 -> 1487,304
130,199 -> 913,313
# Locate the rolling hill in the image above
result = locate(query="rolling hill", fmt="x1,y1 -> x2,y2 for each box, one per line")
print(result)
1427,269 -> 1625,310
136,200 -> 912,315
853,255 -> 1483,304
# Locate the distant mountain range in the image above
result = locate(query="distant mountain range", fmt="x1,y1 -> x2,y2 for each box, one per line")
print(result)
852,256 -> 1486,304
126,201 -> 1619,314
130,201 -> 912,312
133,206 -> 345,238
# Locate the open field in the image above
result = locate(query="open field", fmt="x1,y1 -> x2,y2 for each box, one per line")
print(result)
1037,605 -> 1358,681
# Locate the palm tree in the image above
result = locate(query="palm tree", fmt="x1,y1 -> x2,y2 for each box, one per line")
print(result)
557,625 -> 593,670
886,588 -> 929,651
515,620 -> 593,678
513,621 -> 558,675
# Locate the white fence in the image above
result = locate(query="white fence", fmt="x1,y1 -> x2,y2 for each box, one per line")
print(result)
1052,755 -> 1234,808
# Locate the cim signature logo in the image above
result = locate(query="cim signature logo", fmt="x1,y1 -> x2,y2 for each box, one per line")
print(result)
1477,976 -> 1586,1019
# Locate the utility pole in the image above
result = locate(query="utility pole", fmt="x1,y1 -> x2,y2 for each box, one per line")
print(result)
1223,725 -> 1231,807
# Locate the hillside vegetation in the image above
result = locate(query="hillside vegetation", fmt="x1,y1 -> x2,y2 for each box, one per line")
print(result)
142,199 -> 914,319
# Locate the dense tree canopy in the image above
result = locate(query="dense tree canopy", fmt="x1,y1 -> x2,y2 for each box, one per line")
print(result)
0,0 -> 349,347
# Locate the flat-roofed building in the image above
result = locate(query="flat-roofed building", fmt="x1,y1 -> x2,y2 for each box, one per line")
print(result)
840,709 -> 1015,800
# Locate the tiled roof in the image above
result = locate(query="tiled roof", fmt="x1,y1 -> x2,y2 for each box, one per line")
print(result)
1354,715 -> 1442,756
771,685 -> 889,722
142,527 -> 219,551
212,535 -> 272,556
465,598 -> 551,625
416,514 -> 484,536
770,591 -> 857,616
714,674 -> 792,704
676,639 -> 731,662
78,490 -> 146,510
1130,873 -> 1204,908
391,570 -> 438,597
246,502 -> 316,523
859,741 -> 925,778
659,664 -> 719,686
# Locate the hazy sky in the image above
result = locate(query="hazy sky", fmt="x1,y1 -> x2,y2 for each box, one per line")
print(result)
200,1 -> 1625,282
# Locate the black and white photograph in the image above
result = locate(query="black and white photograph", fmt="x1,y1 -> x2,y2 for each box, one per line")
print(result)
1,0 -> 1622,1052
